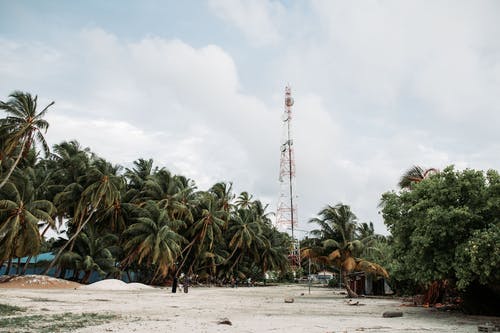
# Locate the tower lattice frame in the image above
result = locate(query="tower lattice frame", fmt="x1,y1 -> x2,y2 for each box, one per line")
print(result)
276,86 -> 300,269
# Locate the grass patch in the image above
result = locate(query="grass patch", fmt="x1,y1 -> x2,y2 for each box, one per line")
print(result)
0,312 -> 118,333
0,303 -> 26,316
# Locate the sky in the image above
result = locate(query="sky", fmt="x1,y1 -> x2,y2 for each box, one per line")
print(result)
1,0 -> 499,235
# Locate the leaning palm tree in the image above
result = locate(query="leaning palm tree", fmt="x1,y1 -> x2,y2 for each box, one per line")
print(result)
0,91 -> 54,189
45,158 -> 124,274
256,224 -> 289,283
308,203 -> 388,297
122,200 -> 185,283
176,192 -> 226,276
226,207 -> 265,273
209,182 -> 234,229
398,165 -> 439,189
0,179 -> 55,265
58,224 -> 119,283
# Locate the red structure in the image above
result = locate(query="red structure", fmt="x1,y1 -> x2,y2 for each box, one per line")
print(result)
276,86 -> 300,268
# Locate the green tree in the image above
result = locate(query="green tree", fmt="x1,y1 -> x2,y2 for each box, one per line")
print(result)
227,207 -> 265,273
122,200 -> 184,283
0,91 -> 54,189
0,179 -> 55,264
46,158 -> 124,273
381,166 -> 500,314
308,203 -> 388,297
398,165 -> 438,189
177,192 -> 226,276
58,224 -> 118,283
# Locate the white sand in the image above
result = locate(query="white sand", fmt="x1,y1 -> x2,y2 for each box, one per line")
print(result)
0,284 -> 496,332
79,279 -> 154,291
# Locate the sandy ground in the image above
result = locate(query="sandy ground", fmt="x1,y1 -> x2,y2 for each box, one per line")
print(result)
1,280 -> 498,333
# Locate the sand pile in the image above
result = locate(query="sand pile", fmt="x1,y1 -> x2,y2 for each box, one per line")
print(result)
79,279 -> 154,291
0,275 -> 81,289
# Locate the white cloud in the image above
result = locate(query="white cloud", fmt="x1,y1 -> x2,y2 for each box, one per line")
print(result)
0,28 -> 279,198
2,2 -> 500,236
208,0 -> 284,46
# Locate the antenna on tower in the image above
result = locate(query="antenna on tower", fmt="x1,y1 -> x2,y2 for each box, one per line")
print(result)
276,85 -> 300,270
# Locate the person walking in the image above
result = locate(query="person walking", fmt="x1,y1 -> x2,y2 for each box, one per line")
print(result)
172,276 -> 178,293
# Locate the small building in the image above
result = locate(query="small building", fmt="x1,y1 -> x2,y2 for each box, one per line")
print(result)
348,272 -> 393,296
310,270 -> 336,283
0,252 -> 55,275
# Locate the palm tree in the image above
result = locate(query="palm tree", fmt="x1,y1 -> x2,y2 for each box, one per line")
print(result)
176,192 -> 226,276
143,169 -> 196,223
398,166 -> 439,189
308,203 -> 388,297
58,224 -> 118,283
209,182 -> 234,229
0,91 -> 54,189
256,224 -> 289,283
356,222 -> 375,239
124,158 -> 157,203
46,158 -> 124,274
227,207 -> 265,273
122,200 -> 184,283
235,191 -> 253,209
0,180 -> 55,266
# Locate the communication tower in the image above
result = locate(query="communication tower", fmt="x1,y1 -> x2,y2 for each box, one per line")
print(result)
276,85 -> 300,268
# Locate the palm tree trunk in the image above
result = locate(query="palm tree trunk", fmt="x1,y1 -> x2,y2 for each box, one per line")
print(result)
229,252 -> 243,273
20,223 -> 52,275
81,270 -> 92,284
0,138 -> 27,190
175,243 -> 195,277
5,258 -> 13,275
43,201 -> 101,275
343,270 -> 358,298
21,256 -> 32,275
15,257 -> 21,274
126,270 -> 132,282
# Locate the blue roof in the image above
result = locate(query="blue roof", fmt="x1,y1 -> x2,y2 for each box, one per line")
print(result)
17,252 -> 55,264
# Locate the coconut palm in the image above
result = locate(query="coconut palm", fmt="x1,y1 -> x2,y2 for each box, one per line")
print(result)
308,203 -> 388,297
0,91 -> 54,189
122,200 -> 184,283
58,224 -> 119,283
46,158 -> 124,273
143,169 -> 196,223
209,182 -> 234,229
226,207 -> 265,273
0,179 -> 55,264
398,165 -> 439,189
176,192 -> 226,276
124,158 -> 157,203
235,191 -> 253,209
256,224 -> 289,282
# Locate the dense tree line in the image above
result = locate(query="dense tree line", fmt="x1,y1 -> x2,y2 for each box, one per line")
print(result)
2,91 -> 498,314
0,91 -> 290,284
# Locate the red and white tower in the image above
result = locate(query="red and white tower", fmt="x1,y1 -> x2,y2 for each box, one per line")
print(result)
276,85 -> 300,268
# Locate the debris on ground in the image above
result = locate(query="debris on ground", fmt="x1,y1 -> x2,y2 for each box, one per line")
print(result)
382,311 -> 403,318
217,318 -> 232,325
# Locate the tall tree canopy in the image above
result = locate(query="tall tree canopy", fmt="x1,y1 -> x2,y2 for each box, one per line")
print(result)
307,203 -> 388,297
381,166 -> 500,314
0,91 -> 53,189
